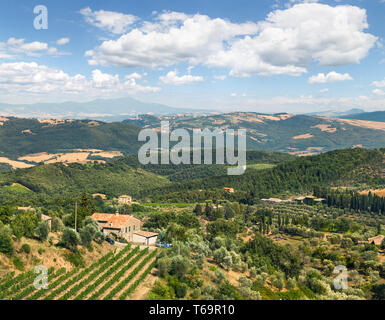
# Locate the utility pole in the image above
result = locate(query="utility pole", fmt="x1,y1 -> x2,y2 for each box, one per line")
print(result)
75,202 -> 78,232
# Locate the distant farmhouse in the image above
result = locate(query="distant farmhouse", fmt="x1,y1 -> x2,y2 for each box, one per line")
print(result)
223,187 -> 234,193
118,195 -> 132,205
91,211 -> 158,245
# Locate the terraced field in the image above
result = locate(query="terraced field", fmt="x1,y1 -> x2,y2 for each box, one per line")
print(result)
0,245 -> 159,300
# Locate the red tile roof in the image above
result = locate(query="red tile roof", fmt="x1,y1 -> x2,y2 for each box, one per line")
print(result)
92,213 -> 142,229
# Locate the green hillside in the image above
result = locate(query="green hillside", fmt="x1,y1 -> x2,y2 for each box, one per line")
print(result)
144,148 -> 385,202
0,161 -> 170,202
0,118 -> 141,158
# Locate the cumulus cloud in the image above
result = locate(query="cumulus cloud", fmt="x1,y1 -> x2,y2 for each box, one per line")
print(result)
373,89 -> 385,96
85,4 -> 377,77
159,70 -> 204,85
85,11 -> 258,68
0,62 -> 160,98
80,7 -> 138,34
0,38 -> 60,58
57,38 -> 70,45
308,71 -> 353,84
372,79 -> 385,88
125,72 -> 143,80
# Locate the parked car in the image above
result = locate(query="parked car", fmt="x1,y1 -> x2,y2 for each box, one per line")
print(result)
105,237 -> 115,245
156,242 -> 172,248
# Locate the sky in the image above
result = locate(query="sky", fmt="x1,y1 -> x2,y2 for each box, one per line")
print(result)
1,0 -> 385,114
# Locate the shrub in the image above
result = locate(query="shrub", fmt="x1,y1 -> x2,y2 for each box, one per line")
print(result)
13,256 -> 24,271
63,251 -> 85,267
36,221 -> 49,241
61,228 -> 81,252
20,243 -> 31,254
51,217 -> 64,232
0,228 -> 13,255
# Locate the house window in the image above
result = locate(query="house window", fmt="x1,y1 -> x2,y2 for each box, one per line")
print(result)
125,227 -> 127,233
129,226 -> 131,232
134,225 -> 135,231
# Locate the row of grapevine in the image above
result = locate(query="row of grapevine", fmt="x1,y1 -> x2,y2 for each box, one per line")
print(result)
0,267 -> 54,300
0,245 -> 159,300
59,245 -> 136,300
27,267 -> 80,300
43,250 -> 115,300
0,270 -> 34,295
106,249 -> 158,300
74,246 -> 140,300
0,272 -> 15,287
11,268 -> 66,300
88,248 -> 150,300
119,259 -> 157,300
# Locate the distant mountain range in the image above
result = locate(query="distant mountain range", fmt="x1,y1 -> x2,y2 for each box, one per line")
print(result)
306,108 -> 365,118
341,111 -> 385,122
307,109 -> 385,123
0,97 -> 216,121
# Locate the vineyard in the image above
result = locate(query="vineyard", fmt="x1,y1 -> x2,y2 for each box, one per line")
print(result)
0,245 -> 159,300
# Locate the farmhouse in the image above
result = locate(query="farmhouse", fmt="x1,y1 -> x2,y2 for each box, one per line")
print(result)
92,211 -> 145,242
133,230 -> 159,246
118,195 -> 132,205
223,187 -> 234,193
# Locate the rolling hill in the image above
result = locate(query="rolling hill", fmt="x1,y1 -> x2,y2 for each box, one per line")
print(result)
342,111 -> 385,122
0,160 -> 170,201
0,117 -> 141,160
144,148 -> 385,202
1,112 -> 385,170
125,112 -> 385,155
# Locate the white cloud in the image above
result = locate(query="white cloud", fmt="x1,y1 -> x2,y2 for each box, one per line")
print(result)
85,11 -> 258,69
125,72 -> 143,80
320,88 -> 329,93
372,79 -> 385,88
373,89 -> 385,96
57,38 -> 70,45
0,38 -> 60,58
80,7 -> 138,34
0,62 -> 160,99
159,70 -> 204,85
86,4 -> 377,77
308,71 -> 353,84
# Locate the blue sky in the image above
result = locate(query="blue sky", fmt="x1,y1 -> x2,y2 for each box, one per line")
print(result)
1,0 -> 385,114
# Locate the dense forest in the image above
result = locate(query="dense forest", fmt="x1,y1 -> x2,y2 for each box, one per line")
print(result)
146,148 -> 385,203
